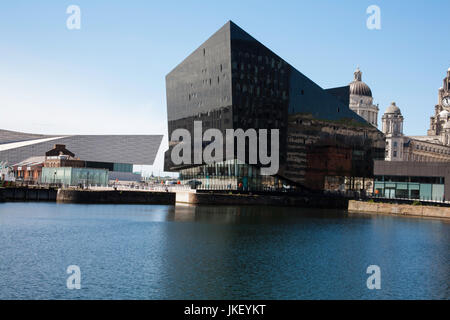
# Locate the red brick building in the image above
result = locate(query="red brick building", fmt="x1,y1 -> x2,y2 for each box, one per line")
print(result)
305,145 -> 353,190
12,145 -> 85,183
12,156 -> 45,183
43,144 -> 85,168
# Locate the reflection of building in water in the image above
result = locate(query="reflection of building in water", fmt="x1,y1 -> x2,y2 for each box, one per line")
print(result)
170,204 -> 196,222
172,205 -> 243,223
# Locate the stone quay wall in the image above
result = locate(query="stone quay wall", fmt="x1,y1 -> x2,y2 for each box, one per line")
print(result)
57,189 -> 175,204
0,187 -> 57,202
348,200 -> 450,219
176,191 -> 349,209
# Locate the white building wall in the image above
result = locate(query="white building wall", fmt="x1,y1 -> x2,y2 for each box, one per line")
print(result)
0,130 -> 163,166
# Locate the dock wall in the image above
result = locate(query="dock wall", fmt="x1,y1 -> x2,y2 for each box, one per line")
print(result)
175,191 -> 349,209
348,200 -> 450,219
0,187 -> 57,202
56,189 -> 175,204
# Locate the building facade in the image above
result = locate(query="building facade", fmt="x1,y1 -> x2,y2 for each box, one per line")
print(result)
374,160 -> 449,202
43,144 -> 85,168
0,129 -> 163,167
380,68 -> 450,162
0,161 -> 15,182
164,21 -> 385,191
8,144 -> 146,184
40,145 -> 108,186
40,167 -> 109,186
348,68 -> 379,127
12,157 -> 44,183
427,68 -> 450,138
382,102 -> 405,161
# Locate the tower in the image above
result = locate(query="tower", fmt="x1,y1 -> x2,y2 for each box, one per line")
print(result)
349,68 -> 379,127
443,121 -> 450,146
428,67 -> 450,136
382,102 -> 404,161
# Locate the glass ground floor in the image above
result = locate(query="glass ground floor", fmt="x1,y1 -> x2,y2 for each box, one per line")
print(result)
41,167 -> 109,187
374,175 -> 445,202
178,160 -> 292,191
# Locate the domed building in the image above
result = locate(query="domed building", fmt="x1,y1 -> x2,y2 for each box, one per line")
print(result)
381,67 -> 450,162
381,102 -> 405,161
375,69 -> 450,203
349,68 -> 379,127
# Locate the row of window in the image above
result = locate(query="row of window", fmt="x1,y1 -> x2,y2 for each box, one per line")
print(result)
406,154 -> 449,162
233,52 -> 285,69
414,143 -> 450,154
200,64 -> 224,73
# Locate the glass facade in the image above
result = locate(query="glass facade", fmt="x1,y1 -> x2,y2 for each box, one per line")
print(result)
113,163 -> 133,173
41,167 -> 109,186
164,21 -> 386,192
85,161 -> 133,173
374,176 -> 445,202
179,160 -> 289,191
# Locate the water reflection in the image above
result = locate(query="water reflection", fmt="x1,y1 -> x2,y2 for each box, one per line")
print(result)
169,204 -> 349,224
0,203 -> 448,299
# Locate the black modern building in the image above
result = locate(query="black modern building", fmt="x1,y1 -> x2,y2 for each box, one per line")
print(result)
164,21 -> 385,191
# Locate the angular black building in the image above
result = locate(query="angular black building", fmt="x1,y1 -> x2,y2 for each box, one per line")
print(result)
165,21 -> 385,191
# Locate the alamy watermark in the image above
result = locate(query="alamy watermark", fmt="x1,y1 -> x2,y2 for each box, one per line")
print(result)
366,5 -> 381,30
170,121 -> 279,176
66,265 -> 81,290
64,5 -> 380,31
66,5 -> 81,30
366,265 -> 381,290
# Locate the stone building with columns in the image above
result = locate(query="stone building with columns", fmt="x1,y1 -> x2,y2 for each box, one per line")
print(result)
381,68 -> 450,162
428,68 -> 450,137
349,68 -> 379,127
382,102 -> 404,161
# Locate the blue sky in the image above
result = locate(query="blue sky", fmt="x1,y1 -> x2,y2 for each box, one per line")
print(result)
0,0 -> 449,174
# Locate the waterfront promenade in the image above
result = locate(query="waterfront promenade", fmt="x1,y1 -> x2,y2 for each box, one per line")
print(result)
349,200 -> 450,219
1,185 -> 449,220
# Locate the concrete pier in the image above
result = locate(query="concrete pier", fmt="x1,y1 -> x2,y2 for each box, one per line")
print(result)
348,200 -> 450,219
2,187 -> 349,209
175,190 -> 349,209
56,189 -> 175,204
0,187 -> 57,202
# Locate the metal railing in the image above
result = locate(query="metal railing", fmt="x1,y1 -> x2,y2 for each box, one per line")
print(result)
370,194 -> 448,204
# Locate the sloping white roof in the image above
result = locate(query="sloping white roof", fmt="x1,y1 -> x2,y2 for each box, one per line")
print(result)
13,156 -> 46,167
0,137 -> 67,152
0,129 -> 163,165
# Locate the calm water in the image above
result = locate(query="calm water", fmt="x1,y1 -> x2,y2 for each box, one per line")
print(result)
0,202 -> 448,300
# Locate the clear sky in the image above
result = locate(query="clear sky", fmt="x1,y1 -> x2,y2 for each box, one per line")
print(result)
1,0 -> 449,174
